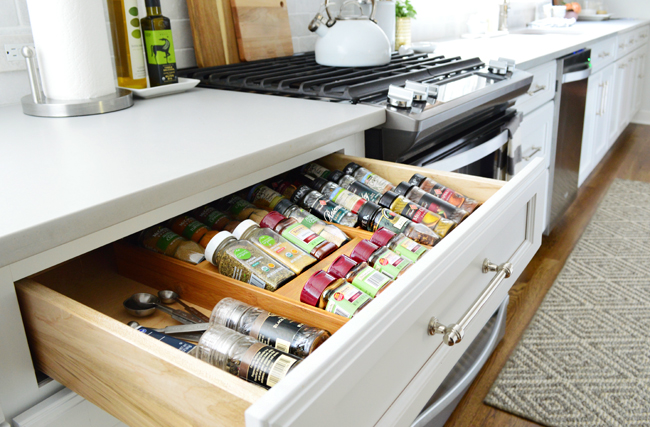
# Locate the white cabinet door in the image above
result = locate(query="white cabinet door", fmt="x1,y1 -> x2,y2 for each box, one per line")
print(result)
579,71 -> 603,186
593,63 -> 615,165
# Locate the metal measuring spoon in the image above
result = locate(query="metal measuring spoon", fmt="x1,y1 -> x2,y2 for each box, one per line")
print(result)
123,293 -> 199,324
128,321 -> 207,342
158,290 -> 210,323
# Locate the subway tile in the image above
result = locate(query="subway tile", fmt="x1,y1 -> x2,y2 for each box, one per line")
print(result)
289,13 -> 313,38
176,47 -> 196,68
170,19 -> 193,49
161,0 -> 189,20
0,0 -> 19,27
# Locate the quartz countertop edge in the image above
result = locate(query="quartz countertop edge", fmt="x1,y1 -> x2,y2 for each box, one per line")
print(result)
0,89 -> 385,269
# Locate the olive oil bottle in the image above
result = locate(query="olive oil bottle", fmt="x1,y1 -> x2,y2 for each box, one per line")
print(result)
141,0 -> 178,86
106,0 -> 147,88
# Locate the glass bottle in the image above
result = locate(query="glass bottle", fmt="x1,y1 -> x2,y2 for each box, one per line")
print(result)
218,195 -> 269,224
141,0 -> 178,87
370,228 -> 428,263
232,219 -> 317,274
357,202 -> 441,246
259,212 -> 337,260
275,199 -> 349,247
247,184 -> 285,211
138,225 -> 205,264
409,173 -> 481,214
350,240 -> 412,280
106,0 -> 147,88
311,176 -> 368,214
196,324 -> 301,389
327,255 -> 392,298
300,162 -> 332,179
168,214 -> 209,243
395,182 -> 469,223
342,162 -> 395,194
378,191 -> 456,238
210,298 -> 330,358
291,185 -> 358,227
328,170 -> 383,203
204,231 -> 295,291
191,205 -> 230,230
300,270 -> 373,318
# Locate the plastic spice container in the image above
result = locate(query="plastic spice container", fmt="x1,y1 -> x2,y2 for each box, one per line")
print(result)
232,220 -> 316,274
350,240 -> 412,280
311,176 -> 368,214
248,184 -> 285,211
196,324 -> 301,389
370,228 -> 428,263
342,162 -> 395,194
378,191 -> 456,238
394,182 -> 469,223
192,206 -> 230,230
291,185 -> 358,227
260,212 -> 337,260
300,270 -> 373,318
204,231 -> 295,291
218,196 -> 269,223
409,173 -> 480,214
300,162 -> 331,179
274,199 -> 349,247
168,215 -> 209,243
328,170 -> 383,203
138,225 -> 206,264
357,202 -> 441,246
210,297 -> 330,358
327,254 -> 392,298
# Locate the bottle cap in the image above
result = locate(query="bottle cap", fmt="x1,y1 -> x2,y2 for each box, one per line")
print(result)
327,255 -> 358,279
342,162 -> 361,176
370,228 -> 397,247
231,219 -> 257,239
394,182 -> 415,197
144,0 -> 162,8
291,185 -> 313,205
350,239 -> 379,263
378,191 -> 399,209
328,170 -> 344,184
259,211 -> 286,230
273,198 -> 293,215
357,201 -> 381,230
204,231 -> 235,266
408,173 -> 428,187
301,270 -> 338,306
311,177 -> 330,193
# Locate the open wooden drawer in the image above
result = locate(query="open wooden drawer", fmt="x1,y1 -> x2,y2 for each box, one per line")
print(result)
15,153 -> 547,427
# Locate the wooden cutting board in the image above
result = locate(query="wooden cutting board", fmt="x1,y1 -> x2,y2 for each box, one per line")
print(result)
230,0 -> 294,62
186,0 -> 240,67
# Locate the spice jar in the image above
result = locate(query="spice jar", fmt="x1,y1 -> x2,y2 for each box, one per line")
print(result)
300,162 -> 331,179
192,206 -> 231,230
260,212 -> 337,261
370,228 -> 428,263
210,298 -> 330,358
274,199 -> 349,247
327,255 -> 392,298
269,175 -> 301,199
248,184 -> 285,211
409,173 -> 480,214
168,215 -> 210,243
204,231 -> 295,291
394,182 -> 469,223
342,162 -> 395,194
350,240 -> 412,280
233,220 -> 317,274
357,202 -> 441,246
300,270 -> 373,318
378,191 -> 456,238
310,176 -> 368,214
291,185 -> 358,227
196,324 -> 301,389
138,225 -> 206,264
328,170 -> 383,203
218,196 -> 269,223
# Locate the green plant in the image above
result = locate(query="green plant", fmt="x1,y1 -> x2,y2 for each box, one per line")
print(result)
395,0 -> 417,19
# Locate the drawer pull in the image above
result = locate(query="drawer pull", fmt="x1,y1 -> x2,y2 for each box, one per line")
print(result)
598,52 -> 610,58
526,84 -> 546,96
619,43 -> 625,49
428,259 -> 513,346
522,146 -> 542,161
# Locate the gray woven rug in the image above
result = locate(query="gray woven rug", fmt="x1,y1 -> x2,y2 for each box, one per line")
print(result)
484,179 -> 650,427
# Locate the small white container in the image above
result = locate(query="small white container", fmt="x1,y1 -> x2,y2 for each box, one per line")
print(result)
551,5 -> 566,18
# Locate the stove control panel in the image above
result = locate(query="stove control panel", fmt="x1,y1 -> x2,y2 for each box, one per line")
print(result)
387,85 -> 415,108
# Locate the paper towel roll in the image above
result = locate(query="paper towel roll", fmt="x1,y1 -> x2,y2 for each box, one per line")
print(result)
25,0 -> 116,100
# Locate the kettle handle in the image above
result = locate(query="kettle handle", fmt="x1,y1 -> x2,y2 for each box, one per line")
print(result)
369,0 -> 377,22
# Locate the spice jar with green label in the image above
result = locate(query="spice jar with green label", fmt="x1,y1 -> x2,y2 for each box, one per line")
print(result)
300,162 -> 331,179
168,215 -> 210,243
291,185 -> 358,227
196,324 -> 301,389
378,191 -> 456,238
327,255 -> 392,298
218,196 -> 269,223
310,176 -> 368,214
210,298 -> 330,358
232,220 -> 316,274
301,270 -> 373,318
260,212 -> 337,261
370,228 -> 428,263
357,202 -> 441,246
394,182 -> 469,223
350,240 -> 412,280
138,225 -> 205,264
342,162 -> 395,194
327,170 -> 383,203
274,199 -> 349,247
204,231 -> 295,291
409,173 -> 480,214
192,206 -> 231,230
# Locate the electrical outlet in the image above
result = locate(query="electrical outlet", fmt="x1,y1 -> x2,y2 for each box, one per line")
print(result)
5,43 -> 35,62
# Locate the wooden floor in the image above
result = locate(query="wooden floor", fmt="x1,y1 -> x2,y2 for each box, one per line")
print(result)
444,124 -> 650,427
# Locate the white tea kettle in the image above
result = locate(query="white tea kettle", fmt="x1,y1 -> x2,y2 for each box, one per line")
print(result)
308,0 -> 391,67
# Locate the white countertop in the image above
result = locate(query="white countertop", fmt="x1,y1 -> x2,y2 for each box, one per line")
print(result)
0,89 -> 384,268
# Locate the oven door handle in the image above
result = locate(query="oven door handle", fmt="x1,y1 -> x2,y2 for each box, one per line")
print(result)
420,130 -> 509,172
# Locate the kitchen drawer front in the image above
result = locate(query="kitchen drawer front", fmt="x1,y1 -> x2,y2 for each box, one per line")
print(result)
590,36 -> 617,73
636,25 -> 650,46
247,157 -> 547,427
516,100 -> 554,171
514,61 -> 556,116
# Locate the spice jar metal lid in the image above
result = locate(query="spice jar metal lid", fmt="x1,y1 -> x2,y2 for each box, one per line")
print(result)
408,173 -> 427,187
291,185 -> 313,205
259,211 -> 286,230
301,270 -> 338,306
378,191 -> 399,209
311,177 -> 330,193
327,255 -> 358,279
342,162 -> 361,176
394,182 -> 414,197
370,227 -> 397,247
204,231 -> 235,266
357,201 -> 382,230
328,170 -> 344,184
350,239 -> 380,263
232,219 -> 258,240
273,198 -> 293,215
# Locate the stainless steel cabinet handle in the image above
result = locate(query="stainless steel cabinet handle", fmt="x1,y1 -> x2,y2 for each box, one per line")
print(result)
428,259 -> 514,346
601,81 -> 609,116
526,84 -> 546,96
522,146 -> 542,160
596,82 -> 607,116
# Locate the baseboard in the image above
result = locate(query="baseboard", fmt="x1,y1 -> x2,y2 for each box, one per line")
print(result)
631,109 -> 650,125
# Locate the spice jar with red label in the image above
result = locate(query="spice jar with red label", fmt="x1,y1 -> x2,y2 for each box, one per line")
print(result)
327,170 -> 383,203
310,176 -> 368,214
370,228 -> 428,263
342,162 -> 395,194
301,270 -> 373,318
408,173 -> 480,214
394,182 -> 469,223
357,202 -> 441,246
291,185 -> 358,227
378,191 -> 456,238
350,239 -> 412,280
327,254 -> 392,298
260,211 -> 338,260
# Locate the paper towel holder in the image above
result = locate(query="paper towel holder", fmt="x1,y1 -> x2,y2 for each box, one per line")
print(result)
20,46 -> 134,118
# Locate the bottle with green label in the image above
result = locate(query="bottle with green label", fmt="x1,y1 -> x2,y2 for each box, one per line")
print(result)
274,199 -> 349,247
370,228 -> 428,263
106,0 -> 147,88
350,239 -> 412,280
141,0 -> 177,86
327,255 -> 393,298
260,212 -> 338,261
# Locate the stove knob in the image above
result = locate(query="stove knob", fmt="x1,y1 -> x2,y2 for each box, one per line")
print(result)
387,85 -> 414,108
488,59 -> 509,76
428,84 -> 439,100
498,57 -> 516,73
405,80 -> 429,102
